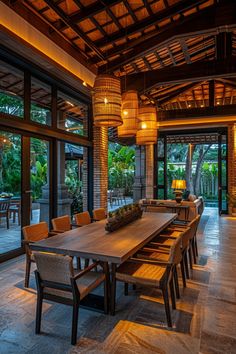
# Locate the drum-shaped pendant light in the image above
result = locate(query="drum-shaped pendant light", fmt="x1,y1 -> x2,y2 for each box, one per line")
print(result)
117,90 -> 138,137
92,74 -> 122,127
136,106 -> 157,145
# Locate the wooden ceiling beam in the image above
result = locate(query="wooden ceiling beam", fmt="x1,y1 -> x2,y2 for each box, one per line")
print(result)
158,82 -> 202,105
159,104 -> 236,120
121,58 -> 236,92
42,0 -> 105,60
94,0 -> 207,48
98,1 -> 236,72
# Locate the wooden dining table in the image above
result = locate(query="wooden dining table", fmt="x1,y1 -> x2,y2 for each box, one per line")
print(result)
30,212 -> 177,312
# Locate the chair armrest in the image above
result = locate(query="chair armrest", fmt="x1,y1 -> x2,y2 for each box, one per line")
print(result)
149,241 -> 171,248
73,261 -> 100,280
128,257 -> 169,266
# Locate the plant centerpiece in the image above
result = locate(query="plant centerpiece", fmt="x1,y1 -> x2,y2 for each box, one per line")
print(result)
105,203 -> 143,232
227,193 -> 236,216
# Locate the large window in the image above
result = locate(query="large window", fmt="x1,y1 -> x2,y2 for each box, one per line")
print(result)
57,91 -> 88,137
0,60 -> 24,118
31,77 -> 51,125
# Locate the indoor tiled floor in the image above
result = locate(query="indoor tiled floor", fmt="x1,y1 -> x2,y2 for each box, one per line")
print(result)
0,208 -> 236,353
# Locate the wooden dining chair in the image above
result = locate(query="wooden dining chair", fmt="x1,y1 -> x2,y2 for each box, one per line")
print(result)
74,211 -> 91,227
22,222 -> 57,288
111,236 -> 182,327
34,253 -> 109,345
92,208 -> 106,221
0,198 -> 10,229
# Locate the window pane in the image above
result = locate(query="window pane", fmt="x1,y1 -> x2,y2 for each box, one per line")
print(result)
57,142 -> 88,218
31,77 -> 51,125
57,91 -> 88,136
157,189 -> 164,199
0,60 -> 24,118
0,131 -> 22,254
157,138 -> 164,158
157,161 -> 164,185
30,138 -> 50,225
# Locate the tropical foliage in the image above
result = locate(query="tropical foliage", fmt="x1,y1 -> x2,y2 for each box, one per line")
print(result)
108,143 -> 135,196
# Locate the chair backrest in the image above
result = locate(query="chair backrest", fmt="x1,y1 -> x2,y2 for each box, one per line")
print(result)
187,215 -> 201,240
34,252 -> 74,285
0,199 -> 10,212
169,236 -> 182,265
93,208 -> 106,221
22,222 -> 49,242
74,211 -> 91,226
52,215 -> 71,232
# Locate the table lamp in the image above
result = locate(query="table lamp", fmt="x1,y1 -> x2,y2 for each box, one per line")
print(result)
171,180 -> 186,203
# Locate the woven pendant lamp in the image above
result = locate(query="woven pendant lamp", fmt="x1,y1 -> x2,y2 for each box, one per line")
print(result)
117,90 -> 138,137
92,74 -> 122,127
136,106 -> 157,145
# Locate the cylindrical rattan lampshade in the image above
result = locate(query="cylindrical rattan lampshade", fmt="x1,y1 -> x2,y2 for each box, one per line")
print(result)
117,90 -> 138,137
92,74 -> 122,127
136,106 -> 157,145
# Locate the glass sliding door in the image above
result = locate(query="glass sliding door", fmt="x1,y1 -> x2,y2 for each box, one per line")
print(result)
0,131 -> 22,255
218,133 -> 228,214
30,137 -> 50,225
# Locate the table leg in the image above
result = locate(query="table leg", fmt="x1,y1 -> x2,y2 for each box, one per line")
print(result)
110,263 -> 117,316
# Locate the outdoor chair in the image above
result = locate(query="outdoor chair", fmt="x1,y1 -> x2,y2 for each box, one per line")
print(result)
34,252 -> 109,345
22,222 -> 58,288
9,198 -> 21,225
111,236 -> 182,327
93,208 -> 106,221
74,211 -> 91,226
0,198 -> 10,229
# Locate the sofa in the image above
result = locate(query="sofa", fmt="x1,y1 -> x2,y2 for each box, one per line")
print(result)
139,197 -> 204,221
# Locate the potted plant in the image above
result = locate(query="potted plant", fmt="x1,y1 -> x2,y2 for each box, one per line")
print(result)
227,193 -> 236,216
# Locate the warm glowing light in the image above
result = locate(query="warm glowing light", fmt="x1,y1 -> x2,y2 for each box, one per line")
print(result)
217,101 -> 220,105
82,81 -> 87,86
123,110 -> 128,116
66,101 -> 74,107
104,97 -> 108,104
3,139 -> 7,143
141,122 -> 147,129
188,104 -> 191,108
201,104 -> 204,107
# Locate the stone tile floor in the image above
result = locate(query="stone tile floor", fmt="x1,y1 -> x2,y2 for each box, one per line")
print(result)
0,207 -> 236,353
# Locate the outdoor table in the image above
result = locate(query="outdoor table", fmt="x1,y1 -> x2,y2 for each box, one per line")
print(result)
30,212 -> 177,312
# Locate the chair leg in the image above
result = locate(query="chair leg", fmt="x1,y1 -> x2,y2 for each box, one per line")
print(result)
188,247 -> 193,270
84,258 -> 90,268
6,215 -> 9,229
184,252 -> 190,279
169,277 -> 176,310
180,259 -> 186,288
191,239 -> 197,264
194,235 -> 199,257
110,264 -> 116,316
76,257 -> 81,269
133,284 -> 136,290
162,286 -> 172,327
124,282 -> 128,296
173,266 -> 180,299
103,263 -> 109,315
25,258 -> 31,288
71,303 -> 79,345
35,293 -> 43,334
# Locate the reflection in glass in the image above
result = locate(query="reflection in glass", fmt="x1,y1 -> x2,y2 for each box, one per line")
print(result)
0,60 -> 24,118
57,91 -> 88,136
31,77 -> 51,125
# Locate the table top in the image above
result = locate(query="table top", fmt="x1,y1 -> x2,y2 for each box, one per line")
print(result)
142,203 -> 189,209
30,212 -> 176,264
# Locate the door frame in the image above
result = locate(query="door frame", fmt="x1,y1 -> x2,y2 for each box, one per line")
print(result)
155,127 -> 228,213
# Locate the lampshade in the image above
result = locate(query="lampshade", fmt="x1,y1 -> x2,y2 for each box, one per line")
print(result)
117,90 -> 138,137
171,180 -> 186,190
92,74 -> 122,127
136,106 -> 157,145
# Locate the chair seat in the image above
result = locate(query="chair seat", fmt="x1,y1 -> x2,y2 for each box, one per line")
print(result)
151,238 -> 175,247
116,262 -> 167,287
44,271 -> 105,300
138,251 -> 170,262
